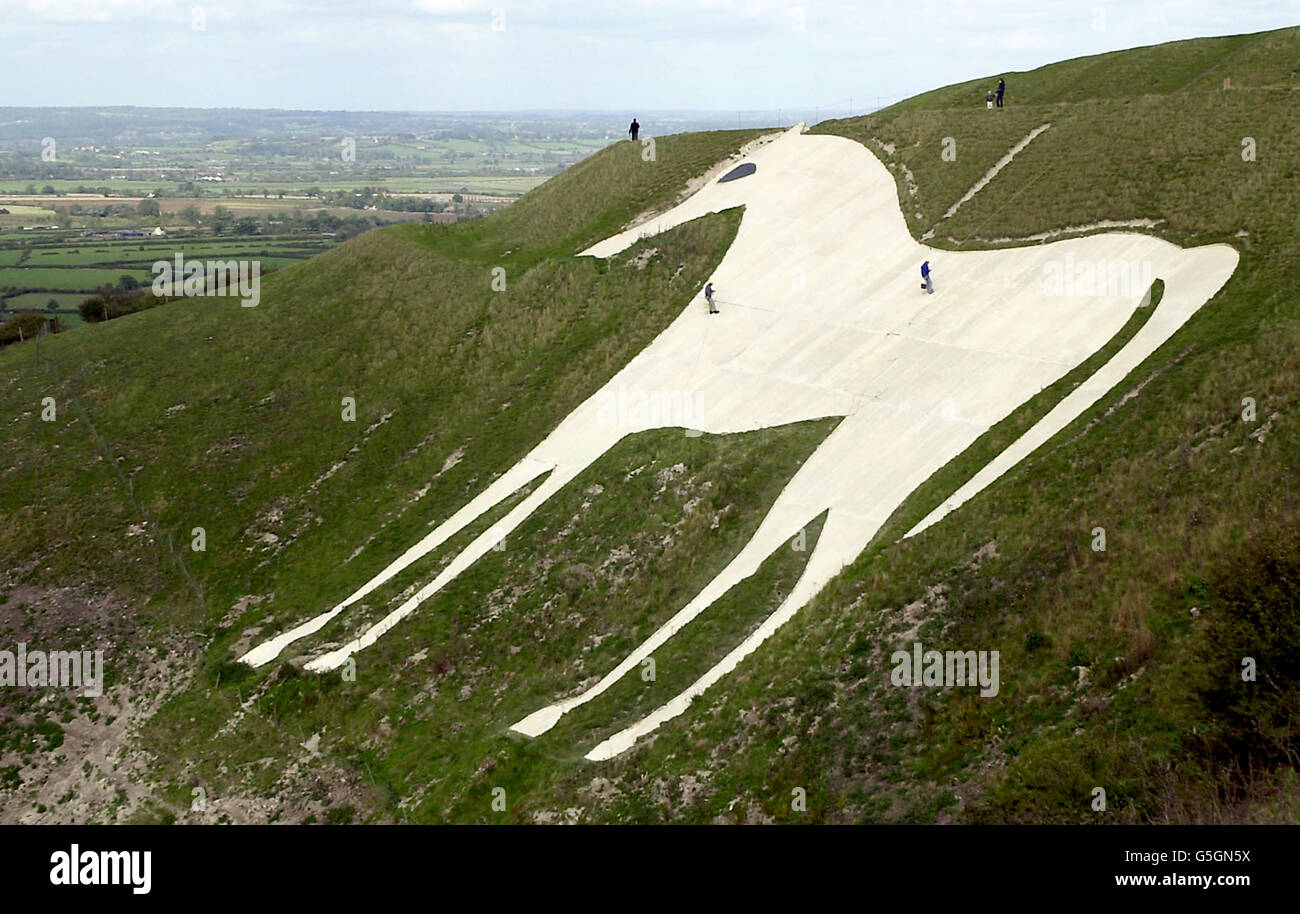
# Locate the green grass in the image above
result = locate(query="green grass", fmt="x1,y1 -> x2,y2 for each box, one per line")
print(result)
0,267 -> 153,292
143,419 -> 837,822
1,292 -> 87,312
547,509 -> 832,761
4,29 -> 1300,825
0,127 -> 767,821
23,243 -> 322,267
0,237 -> 337,304
0,207 -> 751,609
416,129 -> 767,266
0,131 -> 762,623
689,24 -> 1300,823
876,29 -> 1299,112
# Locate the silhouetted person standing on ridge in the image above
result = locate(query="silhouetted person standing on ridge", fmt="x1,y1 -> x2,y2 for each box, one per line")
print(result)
996,78 -> 1006,108
629,118 -> 640,141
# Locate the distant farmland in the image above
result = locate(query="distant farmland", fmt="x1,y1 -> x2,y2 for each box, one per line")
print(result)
0,233 -> 339,326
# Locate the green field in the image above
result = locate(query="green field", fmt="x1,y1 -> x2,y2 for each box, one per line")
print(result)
0,293 -> 87,328
0,109 -> 631,202
2,292 -> 87,311
0,175 -> 547,196
0,204 -> 57,217
0,266 -> 153,291
0,233 -> 342,314
24,244 -> 327,267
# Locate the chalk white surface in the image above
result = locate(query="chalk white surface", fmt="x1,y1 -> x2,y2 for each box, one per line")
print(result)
241,126 -> 1236,763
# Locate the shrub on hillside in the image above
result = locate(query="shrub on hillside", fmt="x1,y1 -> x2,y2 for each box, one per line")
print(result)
78,286 -> 158,323
1191,530 -> 1300,775
0,312 -> 54,347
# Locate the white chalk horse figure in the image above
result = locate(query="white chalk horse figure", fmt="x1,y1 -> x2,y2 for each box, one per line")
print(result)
241,124 -> 1237,760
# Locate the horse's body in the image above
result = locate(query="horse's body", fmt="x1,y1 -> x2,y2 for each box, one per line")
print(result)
242,125 -> 1237,760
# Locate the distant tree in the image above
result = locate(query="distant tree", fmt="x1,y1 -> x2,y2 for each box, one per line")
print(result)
79,286 -> 153,324
210,205 -> 233,234
0,312 -> 52,347
118,275 -> 139,292
41,185 -> 56,195
79,288 -> 114,323
47,299 -> 58,312
137,198 -> 161,217
234,216 -> 259,235
179,205 -> 202,226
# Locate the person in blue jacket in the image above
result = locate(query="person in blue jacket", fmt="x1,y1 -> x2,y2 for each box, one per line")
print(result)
704,281 -> 719,313
921,260 -> 934,293
996,78 -> 1006,108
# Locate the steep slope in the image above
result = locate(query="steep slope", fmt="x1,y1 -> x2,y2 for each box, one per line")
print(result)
0,128 -> 767,619
0,128 -> 792,821
3,27 -> 1300,824
726,24 -> 1300,823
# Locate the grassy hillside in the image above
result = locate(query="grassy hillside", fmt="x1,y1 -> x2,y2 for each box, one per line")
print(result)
763,24 -> 1299,822
3,27 -> 1300,825
0,128 -> 783,821
883,27 -> 1300,110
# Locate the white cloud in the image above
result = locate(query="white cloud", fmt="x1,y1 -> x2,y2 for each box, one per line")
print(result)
23,0 -> 179,21
5,0 -> 1298,108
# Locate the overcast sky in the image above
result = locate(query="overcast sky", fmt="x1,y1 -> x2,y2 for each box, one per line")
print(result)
5,0 -> 1298,111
